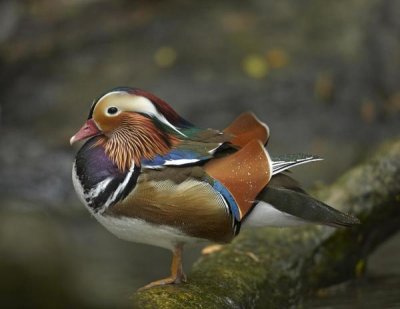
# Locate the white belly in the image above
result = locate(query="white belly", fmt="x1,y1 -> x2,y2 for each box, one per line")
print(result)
93,213 -> 202,250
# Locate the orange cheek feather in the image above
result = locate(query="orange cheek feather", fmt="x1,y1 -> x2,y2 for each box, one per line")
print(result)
94,109 -> 125,133
97,113 -> 179,171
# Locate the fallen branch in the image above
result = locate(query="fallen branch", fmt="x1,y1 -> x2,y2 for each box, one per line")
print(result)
134,139 -> 400,308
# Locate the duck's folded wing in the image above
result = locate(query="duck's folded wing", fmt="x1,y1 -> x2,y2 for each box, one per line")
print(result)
104,165 -> 237,243
141,128 -> 229,168
142,112 -> 270,168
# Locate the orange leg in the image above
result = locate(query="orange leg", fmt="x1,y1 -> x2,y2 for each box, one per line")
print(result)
139,243 -> 186,290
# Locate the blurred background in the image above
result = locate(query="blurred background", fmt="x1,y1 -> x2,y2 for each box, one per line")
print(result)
0,0 -> 399,308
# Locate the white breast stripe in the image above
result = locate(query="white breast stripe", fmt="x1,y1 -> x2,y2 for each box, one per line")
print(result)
84,177 -> 113,201
100,167 -> 135,213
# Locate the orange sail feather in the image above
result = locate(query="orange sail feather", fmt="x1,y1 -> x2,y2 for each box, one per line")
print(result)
224,112 -> 270,147
204,140 -> 272,219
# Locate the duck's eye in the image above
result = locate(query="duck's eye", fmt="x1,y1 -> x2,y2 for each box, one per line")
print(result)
107,106 -> 118,115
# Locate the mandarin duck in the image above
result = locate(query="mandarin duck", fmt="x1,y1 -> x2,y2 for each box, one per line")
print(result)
70,87 -> 359,289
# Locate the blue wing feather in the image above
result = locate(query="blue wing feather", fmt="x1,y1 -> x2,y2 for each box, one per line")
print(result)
142,126 -> 228,167
212,180 -> 241,222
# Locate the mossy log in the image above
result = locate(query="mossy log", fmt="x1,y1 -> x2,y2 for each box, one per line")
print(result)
134,139 -> 400,308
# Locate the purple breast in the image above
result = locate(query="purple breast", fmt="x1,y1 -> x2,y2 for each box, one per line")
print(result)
74,137 -> 139,212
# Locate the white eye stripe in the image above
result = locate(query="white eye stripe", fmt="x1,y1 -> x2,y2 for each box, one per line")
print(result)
96,91 -> 158,115
96,91 -> 187,137
128,96 -> 187,136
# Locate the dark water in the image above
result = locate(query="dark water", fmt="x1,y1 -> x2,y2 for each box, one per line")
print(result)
307,232 -> 400,308
307,276 -> 400,308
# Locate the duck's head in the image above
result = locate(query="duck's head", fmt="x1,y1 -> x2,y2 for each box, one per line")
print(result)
70,87 -> 191,170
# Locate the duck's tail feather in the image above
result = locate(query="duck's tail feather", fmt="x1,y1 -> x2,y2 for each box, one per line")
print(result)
244,179 -> 360,228
271,153 -> 322,175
